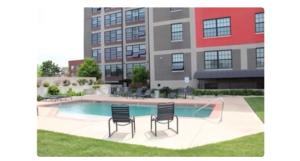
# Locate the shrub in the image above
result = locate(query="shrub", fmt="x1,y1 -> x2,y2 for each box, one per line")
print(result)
63,79 -> 71,86
192,89 -> 264,96
47,85 -> 60,95
88,79 -> 94,85
92,85 -> 101,89
66,88 -> 85,96
37,95 -> 43,101
72,82 -> 77,86
77,79 -> 88,86
43,82 -> 49,87
160,87 -> 171,98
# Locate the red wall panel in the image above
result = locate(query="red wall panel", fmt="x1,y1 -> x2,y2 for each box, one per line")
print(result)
195,8 -> 264,48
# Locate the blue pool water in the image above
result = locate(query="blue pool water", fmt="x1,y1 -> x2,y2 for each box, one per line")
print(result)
58,102 -> 213,118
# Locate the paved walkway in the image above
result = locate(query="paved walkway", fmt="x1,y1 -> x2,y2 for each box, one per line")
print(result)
37,96 -> 264,149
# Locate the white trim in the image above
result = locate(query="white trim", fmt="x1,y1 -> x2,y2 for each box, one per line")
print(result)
170,39 -> 183,43
203,35 -> 232,39
172,70 -> 184,73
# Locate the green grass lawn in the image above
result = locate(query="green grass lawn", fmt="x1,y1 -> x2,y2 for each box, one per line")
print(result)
37,96 -> 264,156
38,130 -> 263,156
244,97 -> 264,122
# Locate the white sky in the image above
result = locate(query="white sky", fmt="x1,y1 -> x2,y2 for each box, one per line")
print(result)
37,5 -> 83,67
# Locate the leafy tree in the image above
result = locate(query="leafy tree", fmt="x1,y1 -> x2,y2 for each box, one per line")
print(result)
37,65 -> 43,77
77,59 -> 101,79
40,60 -> 61,77
132,66 -> 148,85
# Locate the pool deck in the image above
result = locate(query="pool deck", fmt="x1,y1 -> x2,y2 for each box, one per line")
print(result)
37,95 -> 264,149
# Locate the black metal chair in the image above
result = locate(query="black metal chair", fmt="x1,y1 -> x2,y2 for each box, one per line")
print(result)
108,104 -> 136,138
150,103 -> 178,136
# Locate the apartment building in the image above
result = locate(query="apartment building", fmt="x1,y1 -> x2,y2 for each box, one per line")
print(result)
84,8 -> 150,84
85,8 -> 264,89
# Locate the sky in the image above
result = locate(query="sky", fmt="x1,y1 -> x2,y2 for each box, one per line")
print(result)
37,6 -> 83,67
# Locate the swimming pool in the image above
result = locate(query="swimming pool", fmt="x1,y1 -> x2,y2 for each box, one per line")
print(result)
58,102 -> 213,118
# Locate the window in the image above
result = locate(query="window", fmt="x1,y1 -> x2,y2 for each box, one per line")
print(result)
126,63 -> 145,78
255,13 -> 264,33
92,8 -> 101,14
126,44 -> 146,58
203,17 -> 231,37
256,47 -> 264,68
170,8 -> 183,12
104,12 -> 122,28
104,29 -> 122,44
126,26 -> 145,41
171,23 -> 183,41
105,64 -> 123,77
172,53 -> 184,71
204,50 -> 232,69
92,49 -> 101,61
104,8 -> 121,13
92,16 -> 101,29
125,8 -> 145,23
104,46 -> 122,61
91,32 -> 101,46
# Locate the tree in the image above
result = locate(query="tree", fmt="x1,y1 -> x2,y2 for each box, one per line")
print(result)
77,58 -> 101,79
132,66 -> 148,85
40,60 -> 61,77
37,65 -> 43,77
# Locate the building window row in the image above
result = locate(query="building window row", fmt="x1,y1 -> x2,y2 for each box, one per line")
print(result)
256,47 -> 264,68
91,32 -> 101,46
126,44 -> 146,58
125,8 -> 145,23
203,17 -> 231,38
105,64 -> 123,77
104,8 -> 121,13
204,50 -> 232,69
171,23 -> 183,41
125,26 -> 145,41
126,63 -> 146,78
104,46 -> 122,61
92,49 -> 101,61
255,13 -> 264,33
104,29 -> 122,44
91,16 -> 101,29
104,12 -> 122,28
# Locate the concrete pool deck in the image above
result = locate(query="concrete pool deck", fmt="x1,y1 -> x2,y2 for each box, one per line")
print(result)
37,96 -> 264,149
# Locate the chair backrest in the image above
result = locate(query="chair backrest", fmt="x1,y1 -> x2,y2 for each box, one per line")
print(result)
136,88 -> 144,96
111,104 -> 130,122
157,103 -> 175,121
144,89 -> 151,95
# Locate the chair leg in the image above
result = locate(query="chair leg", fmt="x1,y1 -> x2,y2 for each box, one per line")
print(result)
108,118 -> 111,137
131,122 -> 134,138
168,120 -> 170,129
134,121 -> 136,132
150,117 -> 152,132
176,116 -> 179,134
115,122 -> 118,132
155,120 -> 157,136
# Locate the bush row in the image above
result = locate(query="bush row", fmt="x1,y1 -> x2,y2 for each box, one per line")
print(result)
37,79 -> 96,88
192,89 -> 264,96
